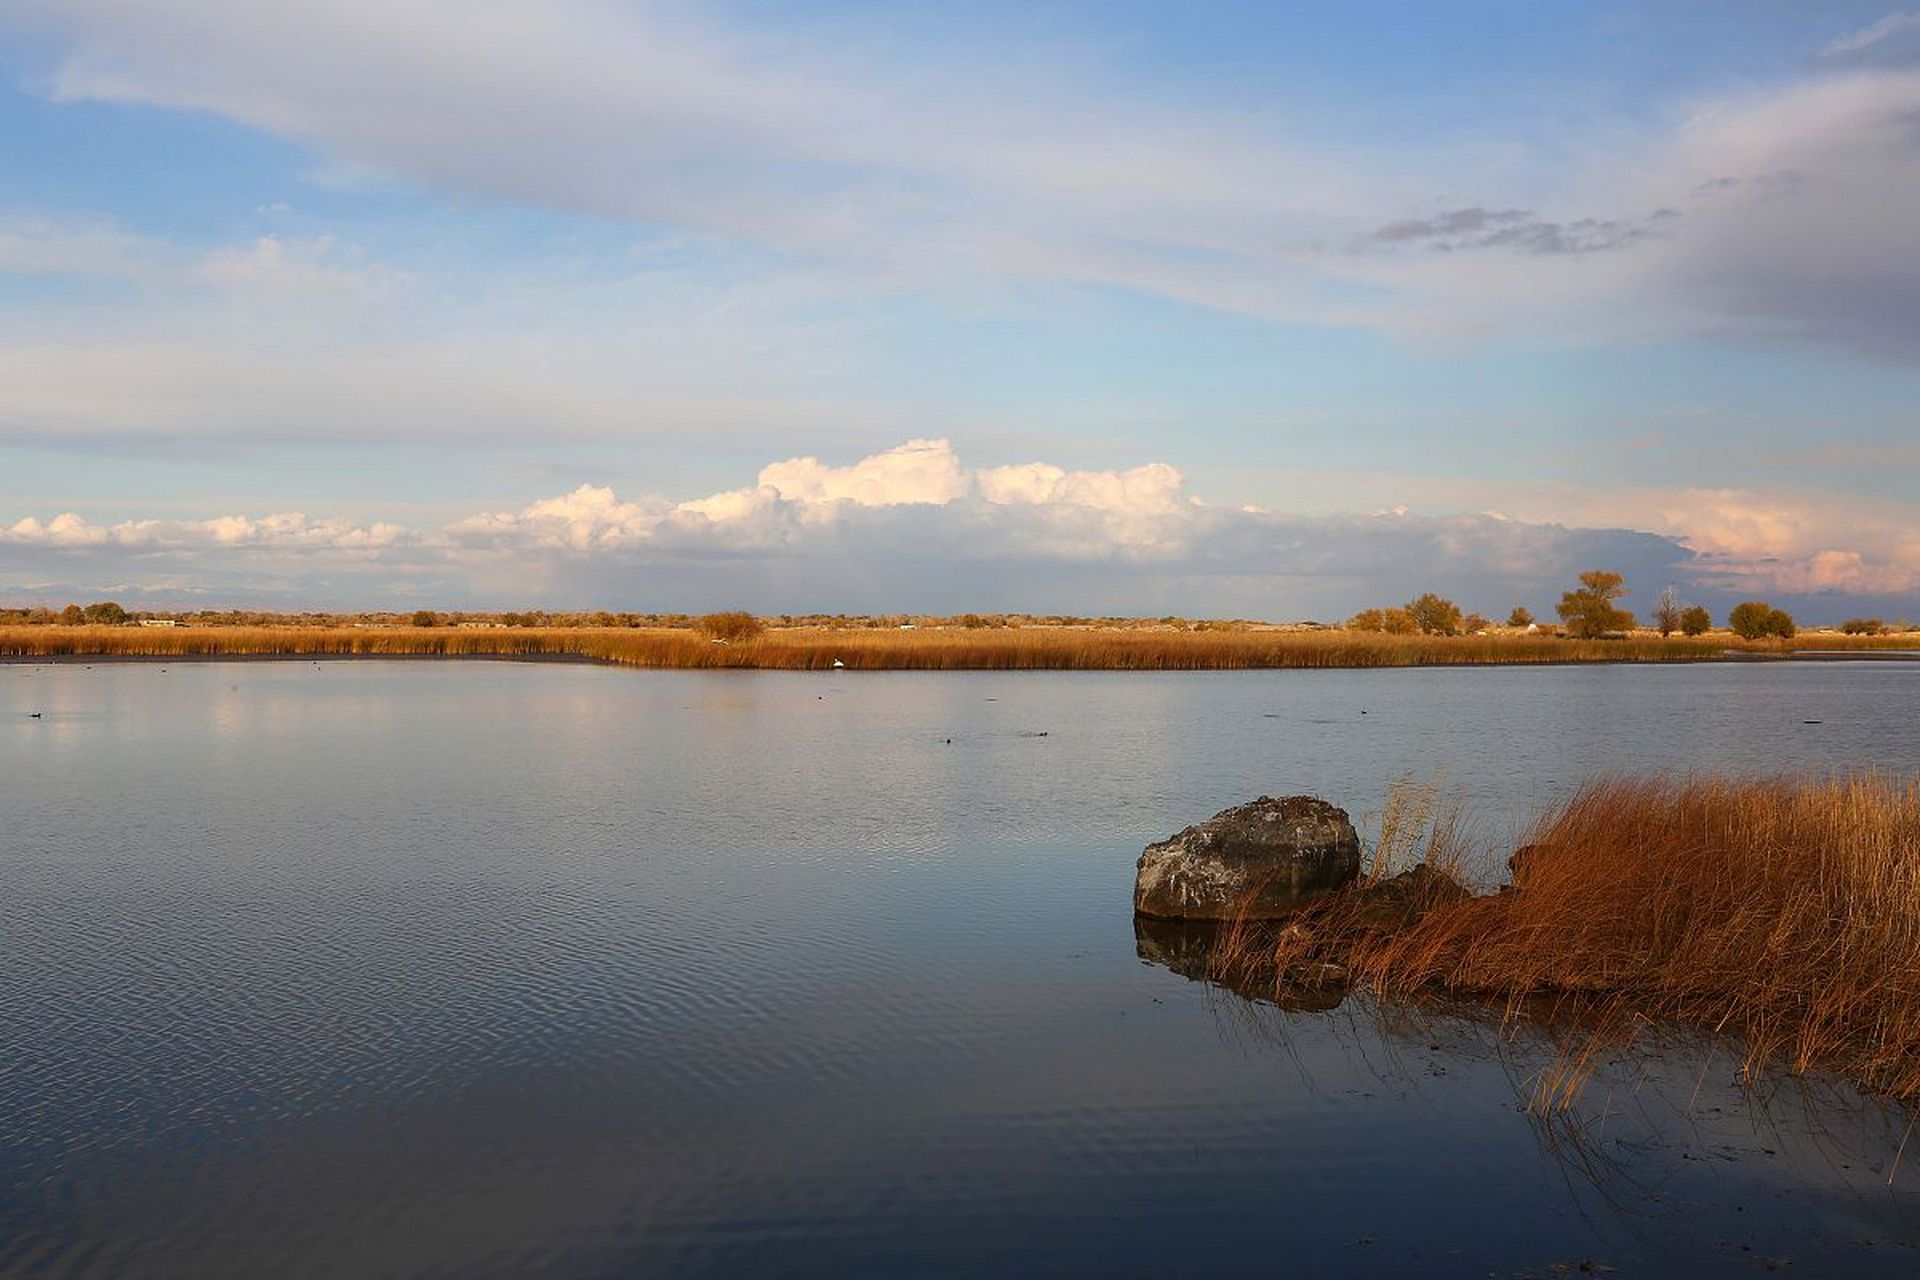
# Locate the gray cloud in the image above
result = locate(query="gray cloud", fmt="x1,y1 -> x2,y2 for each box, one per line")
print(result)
1363,206 -> 1675,255
1647,72 -> 1920,360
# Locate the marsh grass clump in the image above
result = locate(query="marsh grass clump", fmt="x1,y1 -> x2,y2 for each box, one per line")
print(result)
1216,774 -> 1920,1107
697,611 -> 766,642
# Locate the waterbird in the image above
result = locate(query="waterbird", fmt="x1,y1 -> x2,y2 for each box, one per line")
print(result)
27,712 -> 41,719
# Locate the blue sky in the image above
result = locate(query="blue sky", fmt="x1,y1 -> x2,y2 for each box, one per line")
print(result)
1,1 -> 1917,618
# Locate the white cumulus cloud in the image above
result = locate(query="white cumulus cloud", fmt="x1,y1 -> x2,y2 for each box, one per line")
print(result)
756,438 -> 972,507
452,440 -> 1204,562
3,510 -> 411,552
10,440 -> 1918,617
3,439 -> 1699,616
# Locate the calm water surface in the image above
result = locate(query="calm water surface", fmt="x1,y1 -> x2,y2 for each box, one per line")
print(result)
4,660 -> 1920,1277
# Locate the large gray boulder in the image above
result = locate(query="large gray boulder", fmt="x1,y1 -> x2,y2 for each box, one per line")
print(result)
1134,795 -> 1361,921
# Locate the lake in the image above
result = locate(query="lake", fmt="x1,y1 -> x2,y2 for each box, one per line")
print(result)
4,659 -> 1920,1277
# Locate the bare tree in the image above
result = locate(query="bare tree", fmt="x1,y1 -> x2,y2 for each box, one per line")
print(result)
1652,586 -> 1684,637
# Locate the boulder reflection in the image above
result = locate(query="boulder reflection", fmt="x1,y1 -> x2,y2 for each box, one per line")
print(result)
1134,915 -> 1348,1012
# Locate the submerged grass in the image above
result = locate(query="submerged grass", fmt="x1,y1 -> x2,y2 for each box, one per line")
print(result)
5,624 -> 1916,669
1224,774 -> 1920,1106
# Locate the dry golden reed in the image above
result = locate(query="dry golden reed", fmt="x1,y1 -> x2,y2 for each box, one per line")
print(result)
5,624 -> 1913,670
1238,774 -> 1920,1105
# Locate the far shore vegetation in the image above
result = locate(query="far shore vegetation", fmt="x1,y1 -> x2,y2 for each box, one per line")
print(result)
1211,773 -> 1920,1108
4,571 -> 1917,669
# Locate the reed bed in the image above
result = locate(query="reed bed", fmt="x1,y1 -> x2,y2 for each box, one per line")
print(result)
0,625 -> 721,665
8,624 -> 1910,669
1230,774 -> 1920,1105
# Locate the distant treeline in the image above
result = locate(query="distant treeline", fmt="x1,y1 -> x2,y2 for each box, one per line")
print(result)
1343,570 -> 1915,639
0,604 -> 1283,632
4,574 -> 1913,639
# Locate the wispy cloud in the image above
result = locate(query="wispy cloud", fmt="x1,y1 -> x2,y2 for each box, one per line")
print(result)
0,214 -> 896,447
1821,11 -> 1920,62
8,0 -> 1919,363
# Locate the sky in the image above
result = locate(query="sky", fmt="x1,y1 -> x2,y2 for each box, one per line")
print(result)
1,0 -> 1917,620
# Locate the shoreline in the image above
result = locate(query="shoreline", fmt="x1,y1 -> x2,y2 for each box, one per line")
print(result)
6,625 -> 1920,671
6,647 -> 1919,670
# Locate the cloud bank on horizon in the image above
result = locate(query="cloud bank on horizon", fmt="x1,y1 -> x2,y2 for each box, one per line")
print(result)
0,2 -> 1916,616
5,438 -> 1913,620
